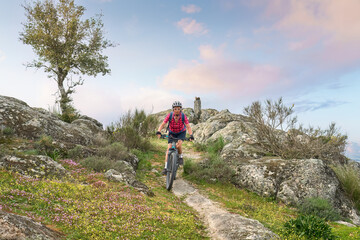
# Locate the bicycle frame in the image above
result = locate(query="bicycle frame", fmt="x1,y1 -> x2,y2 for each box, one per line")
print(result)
160,134 -> 189,190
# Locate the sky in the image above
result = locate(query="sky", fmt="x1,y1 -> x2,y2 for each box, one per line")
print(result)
0,0 -> 359,161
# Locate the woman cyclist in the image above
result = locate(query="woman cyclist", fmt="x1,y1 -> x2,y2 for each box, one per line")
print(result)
156,101 -> 194,175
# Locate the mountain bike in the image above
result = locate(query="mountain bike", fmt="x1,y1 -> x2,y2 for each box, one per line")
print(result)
160,134 -> 190,191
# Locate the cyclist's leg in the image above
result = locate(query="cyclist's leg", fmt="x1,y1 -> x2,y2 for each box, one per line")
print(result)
175,131 -> 186,154
177,140 -> 183,154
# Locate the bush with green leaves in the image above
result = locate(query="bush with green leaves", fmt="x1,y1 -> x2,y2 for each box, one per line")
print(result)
184,137 -> 234,183
97,142 -> 129,160
244,97 -> 347,163
109,109 -> 156,151
67,145 -> 84,159
35,135 -> 55,153
298,197 -> 341,221
80,142 -> 132,173
184,156 -> 234,183
283,215 -> 336,240
207,137 -> 225,156
331,164 -> 360,211
35,135 -> 66,160
2,127 -> 14,136
80,156 -> 112,172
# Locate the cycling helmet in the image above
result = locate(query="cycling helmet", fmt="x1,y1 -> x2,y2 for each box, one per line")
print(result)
172,101 -> 182,109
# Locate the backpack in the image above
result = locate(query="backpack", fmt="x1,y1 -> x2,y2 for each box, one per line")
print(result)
166,111 -> 185,133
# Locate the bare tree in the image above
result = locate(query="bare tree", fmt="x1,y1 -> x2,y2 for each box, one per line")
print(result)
244,97 -> 347,164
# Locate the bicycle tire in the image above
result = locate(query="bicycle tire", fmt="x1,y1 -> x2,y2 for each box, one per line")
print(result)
166,151 -> 177,191
172,152 -> 178,181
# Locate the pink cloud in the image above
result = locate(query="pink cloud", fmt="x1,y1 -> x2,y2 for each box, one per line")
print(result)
177,18 -> 208,36
256,0 -> 360,68
161,45 -> 286,98
181,4 -> 201,14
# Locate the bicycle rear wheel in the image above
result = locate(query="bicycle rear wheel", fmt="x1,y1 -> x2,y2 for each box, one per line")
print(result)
166,151 -> 177,191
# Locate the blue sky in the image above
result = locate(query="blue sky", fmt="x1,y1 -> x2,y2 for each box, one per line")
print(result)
1,0 -> 360,160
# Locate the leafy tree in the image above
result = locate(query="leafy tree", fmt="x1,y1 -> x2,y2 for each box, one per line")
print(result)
19,0 -> 114,121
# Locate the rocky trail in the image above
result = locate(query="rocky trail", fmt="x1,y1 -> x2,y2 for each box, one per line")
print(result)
170,152 -> 277,240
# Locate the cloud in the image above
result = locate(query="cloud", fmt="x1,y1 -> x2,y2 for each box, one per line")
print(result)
177,18 -> 208,36
73,83 -> 183,126
161,45 -> 286,98
346,141 -> 360,162
0,50 -> 6,62
181,4 -> 201,14
293,100 -> 347,113
261,0 -> 360,67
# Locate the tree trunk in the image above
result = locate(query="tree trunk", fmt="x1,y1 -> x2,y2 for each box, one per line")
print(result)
57,73 -> 69,115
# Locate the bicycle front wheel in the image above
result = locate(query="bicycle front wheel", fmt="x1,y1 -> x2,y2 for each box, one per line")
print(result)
166,151 -> 177,191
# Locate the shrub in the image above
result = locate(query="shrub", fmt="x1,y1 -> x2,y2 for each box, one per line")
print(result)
184,156 -> 235,183
80,156 -> 112,172
110,109 -> 156,151
59,102 -> 80,123
244,97 -> 347,163
331,164 -> 360,211
283,215 -> 336,240
184,137 -> 234,183
2,127 -> 14,136
47,149 -> 61,161
193,142 -> 207,152
81,155 -> 134,174
207,137 -> 225,156
298,197 -> 341,221
98,142 -> 129,160
92,133 -> 110,147
67,145 -> 84,159
35,135 -> 66,160
80,142 -> 134,173
35,135 -> 55,153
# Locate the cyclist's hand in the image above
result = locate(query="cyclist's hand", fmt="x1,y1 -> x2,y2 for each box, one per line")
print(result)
156,131 -> 162,138
189,134 -> 194,141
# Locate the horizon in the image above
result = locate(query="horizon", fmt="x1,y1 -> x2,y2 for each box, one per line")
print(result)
0,0 -> 359,161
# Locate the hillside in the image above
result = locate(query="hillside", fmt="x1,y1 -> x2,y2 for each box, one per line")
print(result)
1,95 -> 360,239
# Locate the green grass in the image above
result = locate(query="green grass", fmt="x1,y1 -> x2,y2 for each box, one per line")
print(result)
1,136 -> 359,239
0,138 -> 208,239
331,164 -> 360,211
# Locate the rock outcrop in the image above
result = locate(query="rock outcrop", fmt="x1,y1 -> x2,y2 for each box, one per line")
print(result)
193,109 -> 264,160
0,210 -> 63,240
0,94 -> 153,195
191,108 -> 360,224
0,154 -> 69,179
0,95 -> 107,147
235,158 -> 360,225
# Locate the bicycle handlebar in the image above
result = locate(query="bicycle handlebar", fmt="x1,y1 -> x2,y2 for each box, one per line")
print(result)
159,134 -> 191,141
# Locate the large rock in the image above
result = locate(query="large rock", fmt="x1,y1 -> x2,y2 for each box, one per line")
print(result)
105,169 -> 154,196
234,158 -> 360,225
0,154 -> 69,179
194,97 -> 201,121
0,95 -> 107,146
193,109 -> 264,160
0,210 -> 63,239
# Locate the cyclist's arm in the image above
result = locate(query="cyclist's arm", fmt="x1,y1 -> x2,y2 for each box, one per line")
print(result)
158,122 -> 166,132
185,123 -> 193,135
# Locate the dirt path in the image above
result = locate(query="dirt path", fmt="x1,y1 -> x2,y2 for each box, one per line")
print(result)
171,152 -> 278,240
